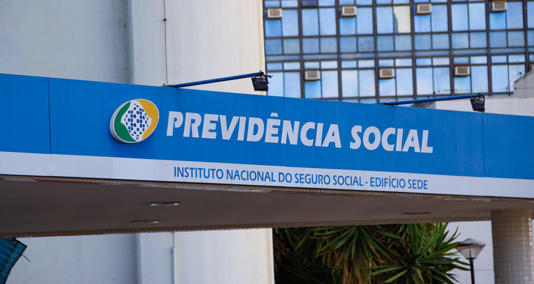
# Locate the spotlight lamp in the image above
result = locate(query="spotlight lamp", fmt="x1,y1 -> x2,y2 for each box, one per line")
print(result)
470,95 -> 485,112
251,71 -> 272,92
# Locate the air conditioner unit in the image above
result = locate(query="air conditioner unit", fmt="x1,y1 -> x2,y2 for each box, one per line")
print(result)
491,1 -> 507,12
267,8 -> 282,19
304,70 -> 320,81
416,4 -> 432,15
341,6 -> 357,17
454,66 -> 470,77
379,68 -> 395,79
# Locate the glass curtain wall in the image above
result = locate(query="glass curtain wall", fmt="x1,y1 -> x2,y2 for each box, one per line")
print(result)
264,0 -> 534,102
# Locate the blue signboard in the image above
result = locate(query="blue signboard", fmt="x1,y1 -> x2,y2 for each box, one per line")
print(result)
1,73 -> 533,197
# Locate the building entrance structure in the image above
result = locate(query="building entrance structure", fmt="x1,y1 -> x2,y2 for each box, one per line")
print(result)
1,72 -> 534,282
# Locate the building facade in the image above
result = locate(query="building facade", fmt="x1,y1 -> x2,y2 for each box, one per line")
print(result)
263,0 -> 534,102
1,1 -> 273,284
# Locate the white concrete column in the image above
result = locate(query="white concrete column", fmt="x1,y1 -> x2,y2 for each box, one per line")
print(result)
491,209 -> 534,283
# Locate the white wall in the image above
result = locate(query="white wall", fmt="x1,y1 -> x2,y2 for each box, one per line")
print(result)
9,234 -> 138,284
1,0 -> 273,283
0,0 -> 130,83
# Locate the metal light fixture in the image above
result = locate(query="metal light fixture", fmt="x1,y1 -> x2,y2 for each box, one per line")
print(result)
470,95 -> 485,112
170,71 -> 271,92
456,238 -> 486,284
251,71 -> 271,91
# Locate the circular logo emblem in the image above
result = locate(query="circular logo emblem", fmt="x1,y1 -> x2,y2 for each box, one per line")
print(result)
110,99 -> 159,143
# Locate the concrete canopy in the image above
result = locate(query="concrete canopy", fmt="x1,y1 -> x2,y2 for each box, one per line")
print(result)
2,175 -> 534,237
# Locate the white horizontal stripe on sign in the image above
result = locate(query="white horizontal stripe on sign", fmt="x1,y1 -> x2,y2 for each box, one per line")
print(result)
0,151 -> 533,198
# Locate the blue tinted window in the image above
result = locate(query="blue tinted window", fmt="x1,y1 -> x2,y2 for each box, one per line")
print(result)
359,60 -> 374,68
302,9 -> 319,36
359,70 -> 375,96
454,76 -> 471,93
265,1 -> 280,8
470,32 -> 487,48
282,0 -> 298,7
492,65 -> 509,92
379,59 -> 394,67
396,69 -> 413,95
433,57 -> 449,65
322,61 -> 337,69
303,38 -> 320,53
414,14 -> 431,33
319,0 -> 334,6
342,60 -> 357,68
529,31 -> 534,46
321,37 -> 337,53
266,39 -> 282,55
267,63 -> 283,70
395,58 -> 412,66
356,0 -> 372,4
471,56 -> 487,64
322,71 -> 338,98
339,17 -> 356,35
377,36 -> 394,51
468,3 -> 486,30
471,66 -> 488,93
283,39 -> 300,54
319,8 -> 336,35
490,31 -> 507,47
490,9 -> 506,30
358,36 -> 374,51
507,2 -> 523,29
433,34 -> 449,49
284,72 -> 301,98
452,33 -> 469,49
416,58 -> 431,66
340,0 -> 354,4
377,7 -> 394,34
320,37 -> 337,52
431,5 -> 448,32
416,68 -> 433,94
529,2 -> 534,28
492,56 -> 507,63
454,57 -> 469,64
268,72 -> 284,96
304,62 -> 320,69
340,37 -> 357,52
395,35 -> 411,51
342,70 -> 358,97
433,67 -> 450,94
305,80 -> 322,98
284,62 -> 300,70
357,8 -> 373,34
282,10 -> 299,36
452,4 -> 468,31
379,77 -> 396,96
508,31 -> 524,47
265,20 -> 282,37
415,34 -> 431,50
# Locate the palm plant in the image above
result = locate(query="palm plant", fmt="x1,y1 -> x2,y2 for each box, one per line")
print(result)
273,223 -> 467,284
372,223 -> 467,283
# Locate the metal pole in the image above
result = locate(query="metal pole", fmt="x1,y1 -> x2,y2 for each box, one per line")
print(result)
469,258 -> 475,284
383,94 -> 483,106
169,72 -> 263,88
